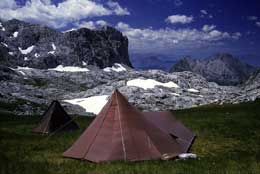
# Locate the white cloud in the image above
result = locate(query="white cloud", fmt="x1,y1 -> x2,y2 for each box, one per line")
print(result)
256,22 -> 260,27
116,22 -> 241,54
248,16 -> 258,21
200,9 -> 213,19
174,0 -> 183,7
165,15 -> 193,24
74,20 -> 109,29
96,20 -> 108,26
116,22 -> 130,30
0,0 -> 129,29
202,25 -> 216,32
107,0 -> 130,15
0,0 -> 17,9
76,21 -> 96,30
200,10 -> 208,15
232,32 -> 241,40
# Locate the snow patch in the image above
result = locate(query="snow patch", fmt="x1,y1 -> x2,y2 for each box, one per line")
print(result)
170,93 -> 180,96
82,61 -> 87,66
34,53 -> 40,58
8,52 -> 14,56
10,67 -> 28,76
19,46 -> 34,54
103,63 -> 126,72
48,43 -> 56,55
63,28 -> 76,33
48,65 -> 89,72
0,23 -> 5,31
187,88 -> 199,93
178,153 -> 197,160
18,71 -> 26,76
48,51 -> 55,54
13,31 -> 19,38
51,43 -> 56,50
1,42 -> 8,47
17,66 -> 33,70
127,78 -> 179,90
64,95 -> 109,115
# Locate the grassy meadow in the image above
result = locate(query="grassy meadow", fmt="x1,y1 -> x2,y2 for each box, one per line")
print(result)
0,100 -> 260,174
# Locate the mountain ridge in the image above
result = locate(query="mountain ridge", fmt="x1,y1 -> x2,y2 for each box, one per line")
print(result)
170,53 -> 257,85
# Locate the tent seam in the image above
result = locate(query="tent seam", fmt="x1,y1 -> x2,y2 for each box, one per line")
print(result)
116,91 -> 127,161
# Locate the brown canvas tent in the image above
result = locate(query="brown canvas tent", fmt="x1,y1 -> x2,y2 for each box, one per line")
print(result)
143,111 -> 195,153
32,100 -> 79,134
63,90 -> 195,162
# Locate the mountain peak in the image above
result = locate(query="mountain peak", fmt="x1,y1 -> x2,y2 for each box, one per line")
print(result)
0,19 -> 131,69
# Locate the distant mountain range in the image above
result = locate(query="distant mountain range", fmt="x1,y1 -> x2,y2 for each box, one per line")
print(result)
130,53 -> 178,71
170,53 -> 257,86
130,53 -> 259,73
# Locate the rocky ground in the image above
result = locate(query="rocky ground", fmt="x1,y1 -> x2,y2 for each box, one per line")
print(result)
0,64 -> 259,116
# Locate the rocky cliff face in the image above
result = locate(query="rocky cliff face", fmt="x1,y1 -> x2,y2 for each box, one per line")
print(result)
0,19 -> 131,69
170,54 -> 257,85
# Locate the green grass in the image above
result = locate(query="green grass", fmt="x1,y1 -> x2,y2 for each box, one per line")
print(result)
0,100 -> 260,174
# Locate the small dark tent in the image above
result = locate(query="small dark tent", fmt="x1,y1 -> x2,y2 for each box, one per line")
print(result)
32,100 -> 79,134
63,90 -> 194,162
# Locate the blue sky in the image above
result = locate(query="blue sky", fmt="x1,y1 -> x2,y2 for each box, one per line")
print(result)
0,0 -> 260,58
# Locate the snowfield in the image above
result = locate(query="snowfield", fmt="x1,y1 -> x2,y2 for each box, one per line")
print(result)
19,46 -> 34,54
48,65 -> 89,72
64,95 -> 109,115
103,63 -> 127,72
127,78 -> 179,90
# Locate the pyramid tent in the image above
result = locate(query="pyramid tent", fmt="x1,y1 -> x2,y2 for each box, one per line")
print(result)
143,111 -> 195,152
32,100 -> 79,134
63,90 -> 190,162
